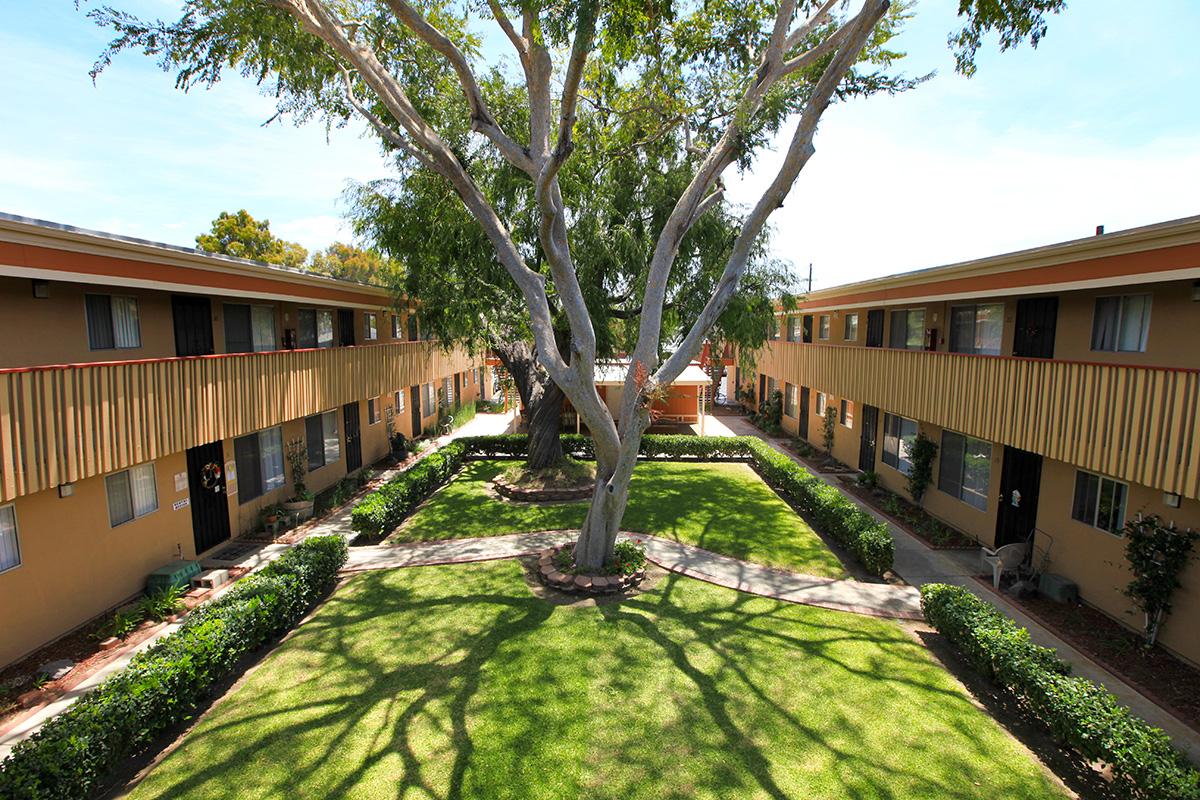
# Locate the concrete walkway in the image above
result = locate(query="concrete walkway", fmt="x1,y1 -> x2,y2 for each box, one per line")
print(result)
346,532 -> 924,620
715,413 -> 1200,762
0,411 -> 517,761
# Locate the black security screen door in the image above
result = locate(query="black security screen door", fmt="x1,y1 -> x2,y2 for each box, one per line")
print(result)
338,309 -> 356,347
865,310 -> 885,347
798,387 -> 810,439
858,405 -> 879,471
344,401 -> 362,472
410,385 -> 421,436
1013,297 -> 1059,359
172,295 -> 214,357
995,446 -> 1043,547
186,440 -> 231,554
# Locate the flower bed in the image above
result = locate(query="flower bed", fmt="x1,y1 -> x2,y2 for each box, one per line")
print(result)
0,536 -> 348,800
921,583 -> 1200,800
536,541 -> 647,594
492,475 -> 592,502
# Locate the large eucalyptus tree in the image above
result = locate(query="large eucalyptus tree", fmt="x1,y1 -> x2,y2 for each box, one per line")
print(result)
90,0 -> 1064,568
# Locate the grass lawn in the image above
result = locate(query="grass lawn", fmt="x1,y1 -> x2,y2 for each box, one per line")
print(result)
128,562 -> 1064,800
388,459 -> 847,578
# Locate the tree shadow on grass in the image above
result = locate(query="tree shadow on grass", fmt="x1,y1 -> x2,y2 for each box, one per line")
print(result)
124,564 -> 1066,800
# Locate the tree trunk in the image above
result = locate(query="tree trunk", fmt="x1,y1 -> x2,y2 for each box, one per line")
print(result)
493,339 -> 565,469
526,379 -> 565,469
573,412 -> 647,570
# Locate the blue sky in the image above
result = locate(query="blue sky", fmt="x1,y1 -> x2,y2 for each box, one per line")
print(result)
1,1 -> 1197,290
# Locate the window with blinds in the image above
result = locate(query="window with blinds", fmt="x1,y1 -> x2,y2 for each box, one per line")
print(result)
394,389 -> 406,413
1072,471 -> 1128,534
368,397 -> 382,424
938,431 -> 991,510
784,383 -> 798,417
949,303 -> 1003,355
305,411 -> 340,470
0,505 -> 20,573
843,313 -> 858,341
818,315 -> 831,340
888,308 -> 926,350
85,294 -> 141,350
298,309 -> 335,349
422,382 -> 435,416
224,304 -> 276,353
882,413 -> 918,475
105,463 -> 158,527
234,427 -> 285,504
364,313 -> 378,341
839,399 -> 854,428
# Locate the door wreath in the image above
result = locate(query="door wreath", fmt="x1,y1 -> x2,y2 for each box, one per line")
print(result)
199,462 -> 223,492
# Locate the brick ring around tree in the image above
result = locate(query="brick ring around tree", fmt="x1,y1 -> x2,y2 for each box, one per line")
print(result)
537,543 -> 646,594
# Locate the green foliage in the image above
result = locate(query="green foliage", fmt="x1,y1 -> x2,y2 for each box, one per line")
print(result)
822,405 -> 837,454
351,442 -> 468,539
0,536 -> 348,800
609,540 -> 648,576
194,209 -> 307,266
137,585 -> 186,623
94,607 -> 141,641
857,470 -> 879,489
948,0 -> 1067,77
906,433 -> 937,504
921,584 -> 1200,800
307,242 -> 398,285
1122,515 -> 1198,646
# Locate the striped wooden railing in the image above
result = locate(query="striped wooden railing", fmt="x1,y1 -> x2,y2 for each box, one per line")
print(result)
0,342 -> 477,502
757,342 -> 1200,500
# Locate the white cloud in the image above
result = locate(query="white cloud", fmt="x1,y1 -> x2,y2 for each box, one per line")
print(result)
273,215 -> 355,254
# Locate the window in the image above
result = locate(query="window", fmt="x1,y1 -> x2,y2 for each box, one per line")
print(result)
224,304 -> 276,353
391,314 -> 402,339
786,316 -> 802,342
233,427 -> 286,504
443,377 -> 454,407
881,413 -> 919,475
938,431 -> 991,510
85,294 -> 141,350
394,389 -> 406,413
304,411 -> 339,471
1091,294 -> 1151,353
422,382 -> 435,416
815,392 -> 827,415
0,505 -> 21,573
844,313 -> 858,341
839,399 -> 854,429
297,309 -> 335,349
888,308 -> 926,350
784,383 -> 798,418
105,463 -> 158,527
950,303 -> 1004,355
364,312 -> 378,341
1072,471 -> 1128,534
368,397 -> 382,424
818,315 -> 831,340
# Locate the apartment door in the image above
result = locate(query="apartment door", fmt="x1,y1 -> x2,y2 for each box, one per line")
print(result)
454,372 -> 462,404
410,386 -> 422,435
758,374 -> 766,406
338,309 -> 356,347
801,315 -> 813,343
858,404 -> 879,471
185,440 -> 231,555
798,387 -> 810,438
995,446 -> 1043,547
172,295 -> 214,357
865,309 -> 885,347
1013,297 -> 1059,359
343,402 -> 362,472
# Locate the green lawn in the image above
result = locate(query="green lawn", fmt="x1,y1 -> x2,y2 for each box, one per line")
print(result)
388,459 -> 847,578
129,562 -> 1064,800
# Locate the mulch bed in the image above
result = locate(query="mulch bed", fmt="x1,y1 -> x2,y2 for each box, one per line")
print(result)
838,478 -> 978,550
1001,589 -> 1200,732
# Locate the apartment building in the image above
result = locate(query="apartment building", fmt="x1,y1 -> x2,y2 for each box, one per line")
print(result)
0,214 -> 487,667
751,216 -> 1200,666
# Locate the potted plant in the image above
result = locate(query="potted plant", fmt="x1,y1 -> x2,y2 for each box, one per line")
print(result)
282,438 -> 315,518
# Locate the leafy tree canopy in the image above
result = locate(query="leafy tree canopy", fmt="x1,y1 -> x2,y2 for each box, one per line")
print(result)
308,241 -> 400,284
195,209 -> 308,267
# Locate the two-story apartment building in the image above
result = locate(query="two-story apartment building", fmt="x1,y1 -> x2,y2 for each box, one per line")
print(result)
0,214 -> 488,668
750,216 -> 1200,666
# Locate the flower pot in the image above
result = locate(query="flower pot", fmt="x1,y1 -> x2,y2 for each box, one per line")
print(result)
283,499 -> 315,518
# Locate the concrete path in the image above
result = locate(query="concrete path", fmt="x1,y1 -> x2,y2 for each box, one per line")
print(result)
346,532 -> 924,621
0,411 -> 517,761
715,413 -> 1200,761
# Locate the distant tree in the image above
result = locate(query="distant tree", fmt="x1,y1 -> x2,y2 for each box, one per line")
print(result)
308,242 -> 397,284
195,209 -> 307,267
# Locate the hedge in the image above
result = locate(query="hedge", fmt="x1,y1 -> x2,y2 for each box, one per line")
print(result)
352,434 -> 894,576
0,535 -> 348,800
921,584 -> 1200,800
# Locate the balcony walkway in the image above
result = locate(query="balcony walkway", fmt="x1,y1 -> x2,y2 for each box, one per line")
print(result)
712,412 -> 1200,763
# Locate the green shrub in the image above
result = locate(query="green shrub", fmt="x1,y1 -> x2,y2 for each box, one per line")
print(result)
350,442 -> 469,538
136,585 -> 186,623
921,584 -> 1200,800
0,536 -> 347,800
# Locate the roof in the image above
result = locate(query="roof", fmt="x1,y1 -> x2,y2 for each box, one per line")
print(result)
785,214 -> 1200,313
0,212 -> 396,309
594,361 -> 709,386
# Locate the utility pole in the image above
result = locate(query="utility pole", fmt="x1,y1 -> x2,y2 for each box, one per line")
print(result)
807,263 -> 813,294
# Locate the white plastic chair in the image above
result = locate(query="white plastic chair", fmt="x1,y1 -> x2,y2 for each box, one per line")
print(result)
980,542 -> 1029,589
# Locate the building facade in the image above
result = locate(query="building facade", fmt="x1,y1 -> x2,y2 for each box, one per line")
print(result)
749,216 -> 1200,666
0,214 -> 487,667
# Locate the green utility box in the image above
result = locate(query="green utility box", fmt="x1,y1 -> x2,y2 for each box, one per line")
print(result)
146,560 -> 202,592
1038,572 -> 1079,604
